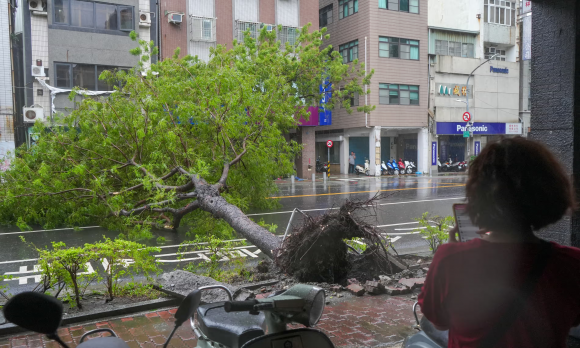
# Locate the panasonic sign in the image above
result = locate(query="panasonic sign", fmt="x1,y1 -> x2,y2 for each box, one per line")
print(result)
456,124 -> 488,132
490,66 -> 509,74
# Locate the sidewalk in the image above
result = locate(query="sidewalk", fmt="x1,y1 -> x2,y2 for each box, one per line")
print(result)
0,295 -> 417,348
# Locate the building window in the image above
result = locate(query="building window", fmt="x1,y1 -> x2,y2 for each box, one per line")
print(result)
202,19 -> 212,39
379,83 -> 419,105
435,40 -> 474,58
55,63 -> 130,90
319,4 -> 333,27
339,40 -> 358,63
485,46 -> 506,60
484,0 -> 515,26
379,0 -> 419,13
54,0 -> 134,32
379,37 -> 419,60
338,0 -> 358,19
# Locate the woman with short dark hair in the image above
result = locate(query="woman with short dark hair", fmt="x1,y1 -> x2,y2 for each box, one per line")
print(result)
418,137 -> 580,348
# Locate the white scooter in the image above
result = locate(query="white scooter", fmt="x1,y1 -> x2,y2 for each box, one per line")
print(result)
355,159 -> 370,176
404,160 -> 416,174
381,161 -> 390,175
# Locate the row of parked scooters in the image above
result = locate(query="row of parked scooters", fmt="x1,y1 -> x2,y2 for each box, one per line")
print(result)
355,158 -> 417,176
438,157 -> 468,172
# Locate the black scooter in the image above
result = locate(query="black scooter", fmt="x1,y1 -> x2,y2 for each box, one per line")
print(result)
316,156 -> 328,173
4,284 -> 334,348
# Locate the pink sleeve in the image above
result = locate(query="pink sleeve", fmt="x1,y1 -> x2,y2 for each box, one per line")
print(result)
418,246 -> 450,328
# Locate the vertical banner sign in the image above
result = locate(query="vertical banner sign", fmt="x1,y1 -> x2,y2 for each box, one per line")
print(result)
523,15 -> 532,60
432,142 -> 437,166
474,141 -> 481,156
319,80 -> 332,125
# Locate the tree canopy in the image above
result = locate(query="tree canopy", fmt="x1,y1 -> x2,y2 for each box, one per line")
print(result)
0,25 -> 373,254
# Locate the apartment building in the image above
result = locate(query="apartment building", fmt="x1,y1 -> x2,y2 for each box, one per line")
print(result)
12,0 -> 152,148
428,0 -> 522,171
159,0 -> 319,179
1,0 -> 15,166
316,0 -> 429,175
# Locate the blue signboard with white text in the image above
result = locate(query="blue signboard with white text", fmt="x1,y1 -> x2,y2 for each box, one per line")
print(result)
436,122 -> 507,135
432,142 -> 437,166
474,141 -> 481,155
319,81 -> 332,126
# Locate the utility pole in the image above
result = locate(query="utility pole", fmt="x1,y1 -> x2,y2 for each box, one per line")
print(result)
464,53 -> 499,159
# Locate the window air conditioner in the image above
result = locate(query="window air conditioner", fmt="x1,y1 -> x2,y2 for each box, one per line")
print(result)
23,107 -> 45,123
31,65 -> 45,77
29,0 -> 43,12
139,12 -> 151,27
168,13 -> 183,24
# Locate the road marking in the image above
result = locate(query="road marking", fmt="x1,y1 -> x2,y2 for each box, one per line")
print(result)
269,184 -> 464,199
0,258 -> 39,264
395,227 -> 428,231
376,222 -> 418,228
248,197 -> 464,217
0,226 -> 101,236
387,231 -> 422,236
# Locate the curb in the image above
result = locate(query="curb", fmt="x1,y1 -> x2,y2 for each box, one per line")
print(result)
0,297 -> 181,337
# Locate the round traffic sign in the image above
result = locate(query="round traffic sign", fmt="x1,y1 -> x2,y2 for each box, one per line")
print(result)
326,140 -> 333,148
462,112 -> 471,122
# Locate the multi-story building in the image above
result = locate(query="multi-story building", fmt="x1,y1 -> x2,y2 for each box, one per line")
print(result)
159,0 -> 319,179
1,0 -> 15,166
12,0 -> 153,148
428,0 -> 522,172
316,0 -> 429,175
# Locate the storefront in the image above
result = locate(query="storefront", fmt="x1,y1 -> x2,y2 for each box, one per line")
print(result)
435,122 -> 522,162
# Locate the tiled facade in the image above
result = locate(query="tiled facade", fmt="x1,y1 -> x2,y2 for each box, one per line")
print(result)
316,0 -> 430,175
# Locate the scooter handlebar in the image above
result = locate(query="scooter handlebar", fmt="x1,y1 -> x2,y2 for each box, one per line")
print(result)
224,300 -> 259,312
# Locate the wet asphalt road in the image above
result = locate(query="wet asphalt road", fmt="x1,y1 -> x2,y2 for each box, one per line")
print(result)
0,173 -> 467,294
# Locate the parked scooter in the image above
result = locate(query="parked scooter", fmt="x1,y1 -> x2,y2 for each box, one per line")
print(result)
404,160 -> 417,174
390,159 -> 400,175
355,159 -> 370,176
402,302 -> 448,348
437,157 -> 447,172
316,156 -> 328,173
4,284 -> 334,348
398,159 -> 407,175
381,161 -> 390,175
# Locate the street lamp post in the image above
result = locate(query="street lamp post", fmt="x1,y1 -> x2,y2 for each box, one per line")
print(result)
463,53 -> 499,159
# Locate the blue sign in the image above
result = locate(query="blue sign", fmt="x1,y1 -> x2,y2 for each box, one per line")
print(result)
474,141 -> 481,155
436,122 -> 506,135
432,142 -> 437,165
319,81 -> 332,126
490,66 -> 509,74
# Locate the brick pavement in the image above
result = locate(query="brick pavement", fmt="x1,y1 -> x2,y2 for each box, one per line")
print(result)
0,295 -> 417,348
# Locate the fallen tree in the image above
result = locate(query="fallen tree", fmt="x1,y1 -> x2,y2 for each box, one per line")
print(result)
0,26 -> 373,259
276,197 -> 407,283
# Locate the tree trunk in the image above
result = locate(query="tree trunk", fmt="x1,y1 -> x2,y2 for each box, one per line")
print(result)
194,183 -> 280,259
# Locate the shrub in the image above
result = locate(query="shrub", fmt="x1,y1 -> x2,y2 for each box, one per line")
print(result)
414,212 -> 455,253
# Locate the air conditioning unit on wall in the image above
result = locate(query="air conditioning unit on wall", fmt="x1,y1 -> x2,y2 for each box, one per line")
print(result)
31,65 -> 45,77
168,13 -> 183,24
139,12 -> 151,27
23,107 -> 45,123
29,0 -> 43,12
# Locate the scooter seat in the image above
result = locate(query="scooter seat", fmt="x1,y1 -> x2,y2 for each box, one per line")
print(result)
419,316 -> 449,347
196,302 -> 266,348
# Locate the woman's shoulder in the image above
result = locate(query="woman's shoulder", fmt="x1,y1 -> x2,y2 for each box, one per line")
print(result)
551,242 -> 580,262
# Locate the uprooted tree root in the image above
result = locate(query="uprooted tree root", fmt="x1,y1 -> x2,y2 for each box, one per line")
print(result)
275,197 -> 407,284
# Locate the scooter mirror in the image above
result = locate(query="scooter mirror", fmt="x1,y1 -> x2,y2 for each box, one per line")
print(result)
3,292 -> 63,335
174,290 -> 202,326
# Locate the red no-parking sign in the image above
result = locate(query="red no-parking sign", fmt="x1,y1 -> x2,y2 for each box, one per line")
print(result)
462,112 -> 471,122
326,140 -> 333,148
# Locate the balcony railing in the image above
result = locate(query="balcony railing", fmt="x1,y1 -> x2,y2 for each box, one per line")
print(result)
235,20 -> 299,46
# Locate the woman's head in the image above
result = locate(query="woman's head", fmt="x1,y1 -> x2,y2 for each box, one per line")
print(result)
466,137 -> 575,233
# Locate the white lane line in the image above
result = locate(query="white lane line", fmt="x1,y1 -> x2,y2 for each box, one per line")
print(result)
383,231 -> 422,236
376,222 -> 418,228
0,258 -> 39,264
394,226 -> 428,231
0,226 -> 101,236
378,197 -> 463,206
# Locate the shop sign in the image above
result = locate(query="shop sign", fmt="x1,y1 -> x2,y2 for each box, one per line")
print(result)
319,81 -> 332,125
432,142 -> 437,166
522,1 -> 532,14
436,84 -> 473,98
506,123 -> 523,135
436,122 -> 507,135
490,66 -> 509,74
474,141 -> 481,155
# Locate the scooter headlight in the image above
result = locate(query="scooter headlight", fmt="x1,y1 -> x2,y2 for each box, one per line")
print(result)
282,284 -> 326,327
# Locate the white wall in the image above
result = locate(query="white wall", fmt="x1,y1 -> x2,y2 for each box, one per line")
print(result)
189,0 -> 214,17
0,0 -> 13,116
235,0 -> 258,22
30,14 -> 51,115
428,0 -> 481,32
